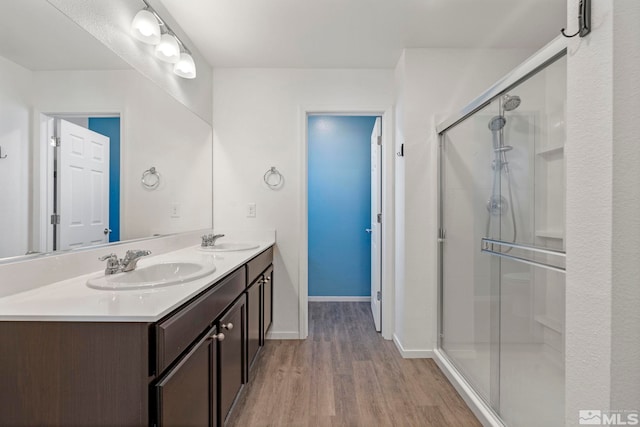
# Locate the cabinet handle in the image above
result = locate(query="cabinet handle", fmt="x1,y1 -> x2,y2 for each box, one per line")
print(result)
222,323 -> 234,330
209,332 -> 225,341
263,277 -> 271,283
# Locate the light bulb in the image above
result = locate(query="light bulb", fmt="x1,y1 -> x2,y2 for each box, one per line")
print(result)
130,9 -> 160,45
173,52 -> 197,79
155,34 -> 180,63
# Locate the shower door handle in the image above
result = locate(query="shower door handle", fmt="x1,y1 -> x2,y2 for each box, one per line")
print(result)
481,238 -> 566,273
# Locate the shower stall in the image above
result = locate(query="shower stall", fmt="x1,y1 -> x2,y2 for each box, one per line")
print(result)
436,38 -> 567,427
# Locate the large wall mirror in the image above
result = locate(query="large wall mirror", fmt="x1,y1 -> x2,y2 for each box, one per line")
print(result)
0,0 -> 212,261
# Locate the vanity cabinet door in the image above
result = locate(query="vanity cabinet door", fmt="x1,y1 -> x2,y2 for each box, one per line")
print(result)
218,295 -> 246,425
154,325 -> 219,427
246,278 -> 261,370
262,266 -> 273,342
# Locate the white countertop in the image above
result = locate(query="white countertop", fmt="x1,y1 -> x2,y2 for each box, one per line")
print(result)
0,241 -> 274,322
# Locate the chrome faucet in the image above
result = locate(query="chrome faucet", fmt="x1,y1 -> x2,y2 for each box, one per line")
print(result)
201,234 -> 225,247
98,253 -> 122,275
121,250 -> 152,272
98,250 -> 151,275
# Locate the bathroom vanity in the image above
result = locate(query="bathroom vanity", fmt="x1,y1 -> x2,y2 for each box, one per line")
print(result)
0,243 -> 274,427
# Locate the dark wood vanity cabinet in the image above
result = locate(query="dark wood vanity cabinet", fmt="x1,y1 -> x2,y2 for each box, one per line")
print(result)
262,265 -> 273,341
217,296 -> 246,425
245,247 -> 274,374
246,276 -> 261,367
154,325 -> 219,427
0,246 -> 273,427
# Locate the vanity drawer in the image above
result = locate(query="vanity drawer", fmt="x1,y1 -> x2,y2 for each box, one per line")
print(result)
246,247 -> 273,286
156,267 -> 246,373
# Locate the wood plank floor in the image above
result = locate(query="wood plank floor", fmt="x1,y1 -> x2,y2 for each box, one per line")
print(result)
227,302 -> 481,427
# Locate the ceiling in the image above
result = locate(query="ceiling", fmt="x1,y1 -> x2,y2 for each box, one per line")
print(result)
160,0 -> 566,69
0,0 -> 129,71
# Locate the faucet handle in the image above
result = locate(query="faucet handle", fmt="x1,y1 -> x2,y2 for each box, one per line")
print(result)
124,249 -> 151,259
98,253 -> 118,262
211,234 -> 225,246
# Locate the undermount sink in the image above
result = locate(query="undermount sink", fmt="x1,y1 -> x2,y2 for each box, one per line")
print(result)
87,262 -> 216,290
197,242 -> 259,252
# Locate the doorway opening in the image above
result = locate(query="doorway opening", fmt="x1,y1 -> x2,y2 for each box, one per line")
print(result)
39,113 -> 120,252
307,114 -> 383,332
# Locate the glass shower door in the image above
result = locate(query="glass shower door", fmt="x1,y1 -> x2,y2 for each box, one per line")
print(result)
439,54 -> 567,427
490,55 -> 567,427
440,99 -> 502,407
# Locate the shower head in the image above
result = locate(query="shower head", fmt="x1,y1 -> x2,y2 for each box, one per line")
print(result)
502,94 -> 521,111
488,115 -> 506,131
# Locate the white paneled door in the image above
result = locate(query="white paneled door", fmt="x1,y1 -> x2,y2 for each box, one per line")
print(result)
370,117 -> 382,331
57,119 -> 110,250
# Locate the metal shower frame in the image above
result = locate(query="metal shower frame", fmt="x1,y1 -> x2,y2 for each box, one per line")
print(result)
434,35 -> 568,424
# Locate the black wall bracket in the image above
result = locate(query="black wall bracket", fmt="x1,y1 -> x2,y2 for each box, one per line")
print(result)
561,0 -> 591,38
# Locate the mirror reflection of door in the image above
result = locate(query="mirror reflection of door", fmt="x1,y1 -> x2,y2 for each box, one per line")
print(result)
52,118 -> 112,250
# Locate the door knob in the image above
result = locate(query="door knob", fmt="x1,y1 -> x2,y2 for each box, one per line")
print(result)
103,228 -> 112,235
222,323 -> 234,330
365,228 -> 372,233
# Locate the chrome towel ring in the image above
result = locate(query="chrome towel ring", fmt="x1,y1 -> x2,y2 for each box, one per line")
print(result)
263,166 -> 284,189
142,166 -> 161,190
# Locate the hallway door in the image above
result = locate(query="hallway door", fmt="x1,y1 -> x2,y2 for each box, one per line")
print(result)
56,119 -> 110,250
370,117 -> 382,331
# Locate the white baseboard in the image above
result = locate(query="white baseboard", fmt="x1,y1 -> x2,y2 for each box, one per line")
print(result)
308,296 -> 371,302
392,334 -> 435,359
265,331 -> 300,340
433,349 -> 503,427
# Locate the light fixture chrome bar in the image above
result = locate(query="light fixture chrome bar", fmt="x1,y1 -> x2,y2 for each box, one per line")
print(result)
481,247 -> 566,273
436,36 -> 568,134
481,238 -> 566,258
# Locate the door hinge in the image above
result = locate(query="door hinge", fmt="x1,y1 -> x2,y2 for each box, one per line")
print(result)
377,135 -> 382,146
50,136 -> 60,147
438,228 -> 446,243
50,214 -> 60,225
376,291 -> 381,301
377,213 -> 382,223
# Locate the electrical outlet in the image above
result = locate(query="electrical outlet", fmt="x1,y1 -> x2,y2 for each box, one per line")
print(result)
247,203 -> 256,218
170,203 -> 181,218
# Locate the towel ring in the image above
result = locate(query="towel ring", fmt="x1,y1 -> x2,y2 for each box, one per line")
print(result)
263,166 -> 283,189
142,166 -> 161,190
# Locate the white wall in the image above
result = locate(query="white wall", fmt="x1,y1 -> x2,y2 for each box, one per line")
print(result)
394,48 -> 534,353
33,69 -> 213,240
0,57 -> 33,258
565,0 -> 640,423
212,68 -> 394,337
49,0 -> 213,124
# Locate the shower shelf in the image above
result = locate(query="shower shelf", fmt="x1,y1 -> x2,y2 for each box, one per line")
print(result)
535,229 -> 564,240
536,145 -> 564,156
534,314 -> 563,333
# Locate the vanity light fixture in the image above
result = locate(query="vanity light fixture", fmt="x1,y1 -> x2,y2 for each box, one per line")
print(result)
130,0 -> 197,79
155,33 -> 180,63
130,8 -> 161,45
174,51 -> 197,79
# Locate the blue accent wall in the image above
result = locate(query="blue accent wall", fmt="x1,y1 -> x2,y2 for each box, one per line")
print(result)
88,118 -> 120,243
308,115 -> 376,297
